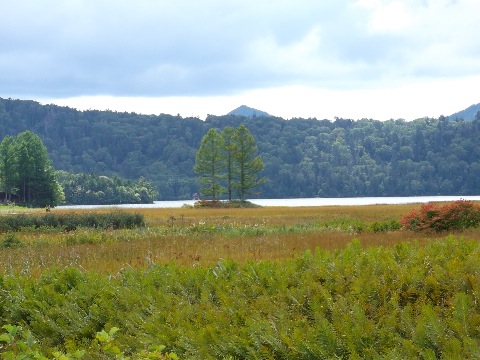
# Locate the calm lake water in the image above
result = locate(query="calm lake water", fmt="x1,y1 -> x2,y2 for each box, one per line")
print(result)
57,195 -> 480,210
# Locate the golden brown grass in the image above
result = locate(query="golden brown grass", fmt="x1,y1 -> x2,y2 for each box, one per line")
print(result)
1,204 -> 479,276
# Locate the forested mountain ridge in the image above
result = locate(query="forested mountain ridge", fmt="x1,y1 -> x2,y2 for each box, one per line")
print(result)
1,97 -> 480,200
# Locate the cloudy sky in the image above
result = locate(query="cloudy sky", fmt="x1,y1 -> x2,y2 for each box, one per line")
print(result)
1,0 -> 480,120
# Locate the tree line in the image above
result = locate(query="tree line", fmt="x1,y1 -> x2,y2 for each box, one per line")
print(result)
1,97 -> 480,200
56,171 -> 158,205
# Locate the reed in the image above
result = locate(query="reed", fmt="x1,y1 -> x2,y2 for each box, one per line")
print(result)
2,203 -> 478,276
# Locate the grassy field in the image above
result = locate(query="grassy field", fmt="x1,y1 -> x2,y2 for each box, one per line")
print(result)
0,203 -> 451,276
1,203 -> 480,358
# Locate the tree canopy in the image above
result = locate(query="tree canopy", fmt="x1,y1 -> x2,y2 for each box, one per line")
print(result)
230,125 -> 265,200
0,131 -> 63,207
0,129 -> 159,206
193,128 -> 226,200
194,125 -> 265,201
56,171 -> 158,205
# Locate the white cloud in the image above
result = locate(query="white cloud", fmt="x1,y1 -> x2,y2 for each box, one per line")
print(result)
1,0 -> 480,120
356,0 -> 415,33
45,74 -> 480,121
247,26 -> 324,77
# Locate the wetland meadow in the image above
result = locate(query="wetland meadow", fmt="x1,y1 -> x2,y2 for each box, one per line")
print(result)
1,203 -> 480,358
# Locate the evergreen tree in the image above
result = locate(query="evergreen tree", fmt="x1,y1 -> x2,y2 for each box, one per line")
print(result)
232,124 -> 265,200
14,131 -> 63,206
194,129 -> 226,200
0,135 -> 18,202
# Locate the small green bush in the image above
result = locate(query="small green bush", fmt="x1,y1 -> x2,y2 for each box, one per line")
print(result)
1,233 -> 24,248
371,219 -> 402,233
400,200 -> 480,232
0,212 -> 146,232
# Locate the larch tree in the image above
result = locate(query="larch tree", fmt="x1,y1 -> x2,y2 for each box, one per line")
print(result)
194,128 -> 226,200
221,126 -> 236,201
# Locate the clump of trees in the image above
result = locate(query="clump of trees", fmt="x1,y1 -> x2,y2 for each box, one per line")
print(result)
56,171 -> 158,205
0,131 -> 63,207
194,125 -> 265,201
400,200 -> 480,232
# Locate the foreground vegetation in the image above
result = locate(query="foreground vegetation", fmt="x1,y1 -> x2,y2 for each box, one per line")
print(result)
1,203 -> 480,358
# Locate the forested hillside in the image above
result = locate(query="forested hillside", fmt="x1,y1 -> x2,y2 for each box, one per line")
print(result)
1,97 -> 479,200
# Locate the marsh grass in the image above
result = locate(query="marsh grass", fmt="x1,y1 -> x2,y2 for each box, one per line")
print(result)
2,203 -> 480,358
0,205 -> 36,215
1,204 -> 478,276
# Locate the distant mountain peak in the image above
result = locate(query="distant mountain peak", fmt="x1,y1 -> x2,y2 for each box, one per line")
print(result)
227,105 -> 270,117
448,103 -> 480,121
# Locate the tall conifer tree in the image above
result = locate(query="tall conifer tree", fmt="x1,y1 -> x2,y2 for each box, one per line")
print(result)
194,128 -> 226,200
0,135 -> 18,202
232,124 -> 265,200
221,126 -> 236,201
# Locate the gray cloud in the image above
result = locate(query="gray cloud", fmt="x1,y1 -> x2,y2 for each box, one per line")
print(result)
1,0 -> 479,99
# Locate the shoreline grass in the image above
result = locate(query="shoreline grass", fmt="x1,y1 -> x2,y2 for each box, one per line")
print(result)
1,204 -> 478,276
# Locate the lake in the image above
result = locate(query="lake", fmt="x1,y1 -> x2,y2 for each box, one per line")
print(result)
57,195 -> 480,210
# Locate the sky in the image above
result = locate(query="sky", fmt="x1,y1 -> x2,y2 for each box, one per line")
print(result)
1,0 -> 480,120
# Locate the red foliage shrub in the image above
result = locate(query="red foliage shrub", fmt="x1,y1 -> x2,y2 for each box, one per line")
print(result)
400,200 -> 480,232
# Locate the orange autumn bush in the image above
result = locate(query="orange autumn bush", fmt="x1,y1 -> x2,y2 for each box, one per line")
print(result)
400,200 -> 480,232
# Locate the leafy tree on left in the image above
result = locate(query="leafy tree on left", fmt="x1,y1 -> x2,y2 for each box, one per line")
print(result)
0,131 -> 64,207
0,135 -> 18,202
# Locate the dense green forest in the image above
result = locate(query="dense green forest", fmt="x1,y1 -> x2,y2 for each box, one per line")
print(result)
1,97 -> 479,200
0,130 -> 63,207
56,171 -> 158,205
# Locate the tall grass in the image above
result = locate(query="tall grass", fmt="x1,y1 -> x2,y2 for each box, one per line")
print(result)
0,204 -> 475,275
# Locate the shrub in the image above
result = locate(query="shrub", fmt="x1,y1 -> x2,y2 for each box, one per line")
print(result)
0,324 -> 177,359
400,200 -> 480,232
193,200 -> 260,208
0,212 -> 146,232
1,233 -> 24,248
371,219 -> 402,233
